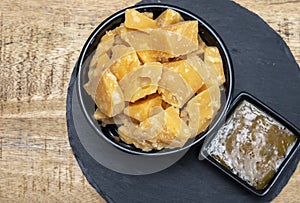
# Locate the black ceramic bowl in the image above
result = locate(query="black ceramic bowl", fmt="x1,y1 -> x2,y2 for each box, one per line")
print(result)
76,3 -> 233,156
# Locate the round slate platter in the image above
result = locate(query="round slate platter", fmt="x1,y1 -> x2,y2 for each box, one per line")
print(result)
66,0 -> 300,202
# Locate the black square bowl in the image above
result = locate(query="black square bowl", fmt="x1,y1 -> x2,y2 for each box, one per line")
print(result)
201,92 -> 300,196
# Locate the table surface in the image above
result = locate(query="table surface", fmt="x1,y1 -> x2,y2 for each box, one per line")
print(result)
0,0 -> 299,202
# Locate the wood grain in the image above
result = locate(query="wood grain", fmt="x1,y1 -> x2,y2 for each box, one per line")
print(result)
0,0 -> 299,202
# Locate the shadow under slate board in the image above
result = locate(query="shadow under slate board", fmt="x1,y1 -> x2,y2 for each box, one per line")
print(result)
66,0 -> 300,202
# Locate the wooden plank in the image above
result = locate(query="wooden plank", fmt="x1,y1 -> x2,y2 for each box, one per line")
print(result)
0,0 -> 299,202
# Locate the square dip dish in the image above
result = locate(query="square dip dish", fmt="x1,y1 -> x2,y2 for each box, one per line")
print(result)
200,92 -> 300,196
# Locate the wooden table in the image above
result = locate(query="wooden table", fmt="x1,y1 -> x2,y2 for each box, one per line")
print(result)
0,0 -> 299,202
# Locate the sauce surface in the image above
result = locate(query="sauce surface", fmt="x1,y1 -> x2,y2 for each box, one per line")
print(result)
207,100 -> 297,189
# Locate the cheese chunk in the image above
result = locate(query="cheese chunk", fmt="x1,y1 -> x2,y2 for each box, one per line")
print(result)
186,54 -> 219,90
85,53 -> 110,97
158,67 -> 194,108
147,106 -> 191,150
204,46 -> 225,85
163,60 -> 204,93
183,85 -> 221,137
118,123 -> 154,152
89,38 -> 114,69
109,45 -> 140,81
124,94 -> 163,122
124,9 -> 157,30
156,9 -> 183,27
163,21 -> 198,46
119,62 -> 163,102
121,28 -> 198,57
119,106 -> 191,151
93,69 -> 125,117
94,109 -> 131,125
137,50 -> 173,63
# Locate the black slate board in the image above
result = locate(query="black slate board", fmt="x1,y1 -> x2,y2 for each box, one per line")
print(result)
66,0 -> 300,202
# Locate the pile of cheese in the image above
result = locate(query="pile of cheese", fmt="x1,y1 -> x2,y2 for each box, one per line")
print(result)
84,8 -> 225,151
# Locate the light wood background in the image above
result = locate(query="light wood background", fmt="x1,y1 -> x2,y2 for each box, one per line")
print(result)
0,0 -> 299,202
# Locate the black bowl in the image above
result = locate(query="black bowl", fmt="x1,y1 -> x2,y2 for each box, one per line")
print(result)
76,3 -> 234,156
200,92 -> 300,196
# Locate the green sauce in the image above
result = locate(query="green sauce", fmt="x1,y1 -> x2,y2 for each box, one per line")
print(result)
207,100 -> 297,190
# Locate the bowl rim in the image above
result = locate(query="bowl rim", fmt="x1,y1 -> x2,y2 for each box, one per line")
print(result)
76,3 -> 234,156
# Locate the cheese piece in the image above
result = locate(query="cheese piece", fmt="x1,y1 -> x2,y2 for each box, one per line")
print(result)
93,69 -> 125,117
137,50 -> 173,63
101,29 -> 116,42
121,28 -> 198,57
183,85 -> 221,137
186,54 -> 219,90
142,12 -> 154,19
124,94 -> 163,122
109,45 -> 140,81
156,9 -> 183,27
94,109 -> 131,125
85,53 -> 110,97
124,9 -> 157,30
115,24 -> 130,35
163,21 -> 198,47
89,38 -> 114,69
163,60 -> 204,93
119,106 -> 191,151
88,53 -> 110,80
204,46 -> 226,85
118,123 -> 154,152
93,108 -> 107,120
118,109 -> 166,152
158,67 -> 194,108
147,106 -> 191,150
119,62 -> 163,102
